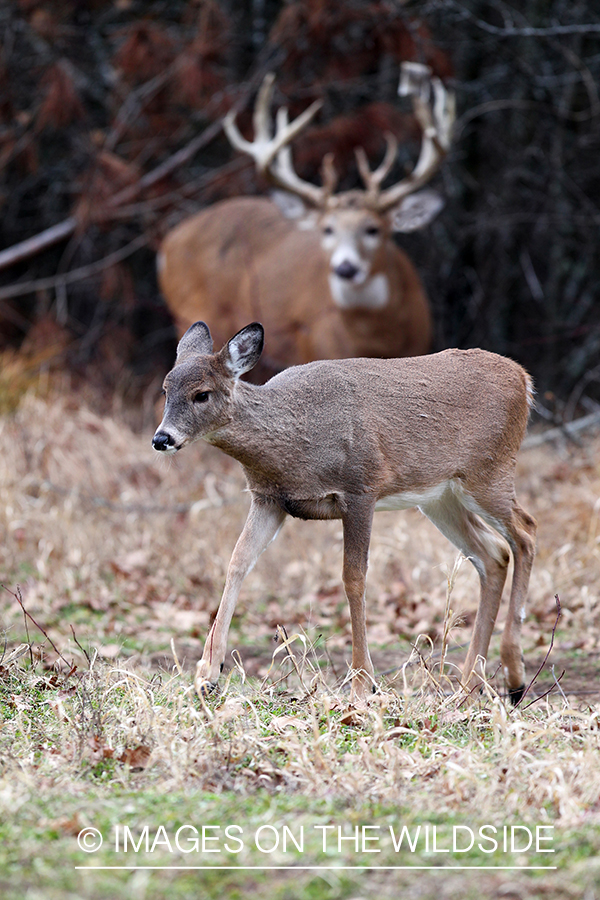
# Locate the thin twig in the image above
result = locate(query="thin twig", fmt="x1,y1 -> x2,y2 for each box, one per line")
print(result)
521,670 -> 566,711
2,584 -> 74,671
70,625 -> 91,666
513,595 -> 561,709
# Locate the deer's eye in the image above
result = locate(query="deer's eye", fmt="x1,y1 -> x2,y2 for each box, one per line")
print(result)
323,225 -> 334,236
193,391 -> 210,404
365,225 -> 380,236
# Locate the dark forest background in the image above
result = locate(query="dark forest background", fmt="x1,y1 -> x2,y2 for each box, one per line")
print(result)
1,0 -> 599,422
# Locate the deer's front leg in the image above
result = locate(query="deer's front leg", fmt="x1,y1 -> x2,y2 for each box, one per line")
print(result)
341,498 -> 376,704
195,497 -> 286,697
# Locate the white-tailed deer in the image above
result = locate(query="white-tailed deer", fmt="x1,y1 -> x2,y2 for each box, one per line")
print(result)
157,64 -> 455,379
153,321 -> 537,705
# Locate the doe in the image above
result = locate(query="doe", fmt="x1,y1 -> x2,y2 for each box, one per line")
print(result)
153,322 -> 537,703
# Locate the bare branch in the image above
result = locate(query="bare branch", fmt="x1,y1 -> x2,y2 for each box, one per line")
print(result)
0,58 -> 279,275
522,411 -> 600,449
0,218 -> 78,273
449,2 -> 600,37
0,234 -> 148,302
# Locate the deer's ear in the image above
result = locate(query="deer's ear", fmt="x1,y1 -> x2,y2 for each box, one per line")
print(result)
176,322 -> 213,363
389,190 -> 444,233
222,323 -> 264,379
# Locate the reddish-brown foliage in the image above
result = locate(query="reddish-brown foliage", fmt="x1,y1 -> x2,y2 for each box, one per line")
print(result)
36,60 -> 85,132
112,22 -> 177,84
74,150 -> 140,228
172,3 -> 232,112
270,0 -> 453,93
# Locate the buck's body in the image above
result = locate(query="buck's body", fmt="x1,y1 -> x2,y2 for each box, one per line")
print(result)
153,322 -> 537,706
159,196 -> 432,376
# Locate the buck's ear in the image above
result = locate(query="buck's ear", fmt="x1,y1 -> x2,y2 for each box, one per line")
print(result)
222,323 -> 264,379
176,322 -> 213,364
389,190 -> 444,233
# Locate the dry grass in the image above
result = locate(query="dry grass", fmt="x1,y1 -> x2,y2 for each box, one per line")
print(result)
3,629 -> 600,819
1,388 -> 600,898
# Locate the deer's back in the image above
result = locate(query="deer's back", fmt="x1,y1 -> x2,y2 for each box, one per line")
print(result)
262,349 -> 530,483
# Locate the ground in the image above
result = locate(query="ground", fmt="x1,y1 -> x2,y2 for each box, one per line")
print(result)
0,390 -> 599,899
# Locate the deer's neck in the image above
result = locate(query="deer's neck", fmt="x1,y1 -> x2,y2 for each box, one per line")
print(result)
204,383 -> 286,475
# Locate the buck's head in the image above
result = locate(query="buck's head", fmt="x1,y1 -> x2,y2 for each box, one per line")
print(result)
224,67 -> 453,309
316,190 -> 443,304
272,186 -> 443,305
152,322 -> 264,453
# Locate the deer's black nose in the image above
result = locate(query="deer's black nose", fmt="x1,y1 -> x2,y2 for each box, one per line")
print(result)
334,260 -> 360,280
152,431 -> 173,451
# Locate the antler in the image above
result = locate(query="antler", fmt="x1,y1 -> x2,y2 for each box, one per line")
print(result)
355,133 -> 399,198
224,66 -> 454,213
360,62 -> 455,212
223,73 -> 326,207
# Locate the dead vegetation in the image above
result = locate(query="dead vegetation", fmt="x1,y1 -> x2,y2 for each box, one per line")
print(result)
1,386 -> 600,898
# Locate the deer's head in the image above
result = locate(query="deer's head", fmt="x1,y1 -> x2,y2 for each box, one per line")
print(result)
153,322 -> 264,453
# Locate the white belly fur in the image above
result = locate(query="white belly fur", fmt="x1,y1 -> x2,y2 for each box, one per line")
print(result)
375,481 -> 449,512
375,479 -> 511,573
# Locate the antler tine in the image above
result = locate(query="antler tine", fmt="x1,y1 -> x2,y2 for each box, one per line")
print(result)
270,108 -> 326,207
432,76 -> 455,153
223,72 -> 281,160
320,152 -> 338,197
223,75 -> 322,172
223,107 -> 255,156
355,133 -> 398,195
253,71 -> 277,143
270,102 -> 323,166
398,61 -> 432,104
376,62 -> 455,213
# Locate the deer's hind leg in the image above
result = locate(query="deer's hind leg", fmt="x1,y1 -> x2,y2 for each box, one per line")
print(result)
462,487 -> 537,703
498,502 -> 537,703
419,485 -> 512,697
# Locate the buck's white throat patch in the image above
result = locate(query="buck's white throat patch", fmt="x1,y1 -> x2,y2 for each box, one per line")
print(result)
329,273 -> 390,310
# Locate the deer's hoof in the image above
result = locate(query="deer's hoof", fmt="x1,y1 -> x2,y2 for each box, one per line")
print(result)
194,660 -> 221,699
508,684 -> 525,706
195,677 -> 218,699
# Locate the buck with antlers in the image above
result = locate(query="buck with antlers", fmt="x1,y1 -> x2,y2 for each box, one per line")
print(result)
153,321 -> 537,705
158,64 -> 455,378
